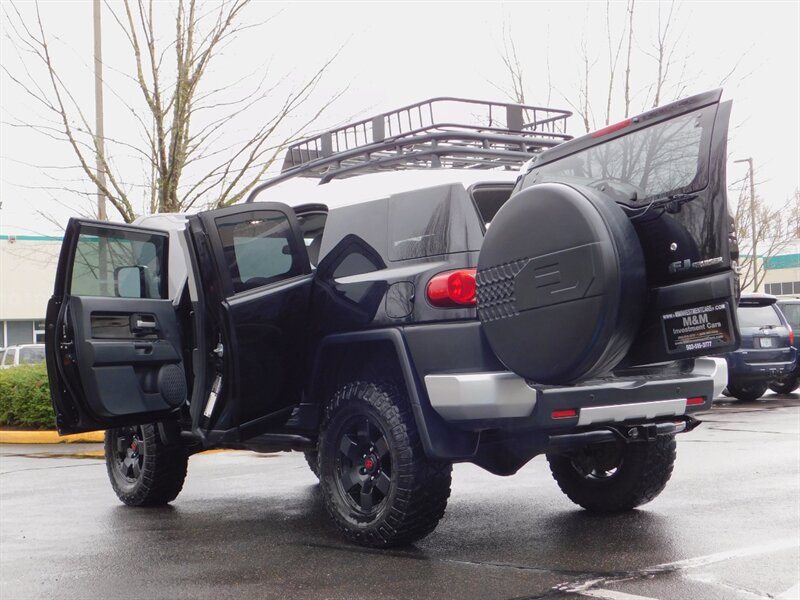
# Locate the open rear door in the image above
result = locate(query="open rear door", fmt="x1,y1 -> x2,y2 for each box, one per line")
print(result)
185,203 -> 313,444
46,220 -> 187,434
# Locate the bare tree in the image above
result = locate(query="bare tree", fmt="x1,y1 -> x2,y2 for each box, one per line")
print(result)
2,0 -> 344,223
645,1 -> 678,108
493,0 -> 696,132
732,175 -> 795,292
789,189 -> 800,239
622,0 -> 635,117
496,21 -> 527,105
604,0 -> 628,126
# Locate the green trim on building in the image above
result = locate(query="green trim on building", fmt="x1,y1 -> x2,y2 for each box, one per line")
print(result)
0,235 -> 63,242
765,253 -> 800,270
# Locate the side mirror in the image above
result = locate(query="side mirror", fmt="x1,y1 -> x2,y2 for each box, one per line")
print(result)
114,266 -> 146,298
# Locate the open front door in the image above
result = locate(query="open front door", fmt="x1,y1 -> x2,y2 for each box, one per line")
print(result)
46,220 -> 187,434
186,203 -> 313,444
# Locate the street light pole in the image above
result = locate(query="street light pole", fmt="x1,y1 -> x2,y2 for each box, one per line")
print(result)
93,0 -> 107,221
734,157 -> 757,291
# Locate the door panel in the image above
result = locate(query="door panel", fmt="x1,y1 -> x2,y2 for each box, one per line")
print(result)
69,296 -> 184,418
188,203 -> 312,441
46,220 -> 187,434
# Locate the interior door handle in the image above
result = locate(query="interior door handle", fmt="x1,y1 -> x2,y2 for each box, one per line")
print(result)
130,314 -> 159,333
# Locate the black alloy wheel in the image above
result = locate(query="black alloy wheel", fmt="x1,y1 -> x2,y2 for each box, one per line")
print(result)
334,414 -> 392,515
547,435 -> 677,512
104,423 -> 188,506
318,381 -> 452,547
568,443 -> 624,481
110,426 -> 145,483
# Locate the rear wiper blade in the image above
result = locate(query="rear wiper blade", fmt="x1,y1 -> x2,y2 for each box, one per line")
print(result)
662,193 -> 699,213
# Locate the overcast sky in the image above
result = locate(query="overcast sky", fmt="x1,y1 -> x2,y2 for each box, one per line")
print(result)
1,0 -> 798,235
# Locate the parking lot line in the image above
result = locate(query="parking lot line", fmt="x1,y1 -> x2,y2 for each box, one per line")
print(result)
558,537 -> 799,598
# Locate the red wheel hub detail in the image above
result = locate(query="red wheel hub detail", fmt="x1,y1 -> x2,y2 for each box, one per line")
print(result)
364,457 -> 375,470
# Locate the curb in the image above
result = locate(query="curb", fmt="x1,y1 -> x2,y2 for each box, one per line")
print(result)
0,430 -> 104,444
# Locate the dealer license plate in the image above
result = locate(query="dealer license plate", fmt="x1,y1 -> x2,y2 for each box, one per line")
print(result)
662,302 -> 733,353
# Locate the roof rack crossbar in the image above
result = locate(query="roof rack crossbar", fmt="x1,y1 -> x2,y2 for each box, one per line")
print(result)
245,97 -> 573,201
317,147 -> 546,184
259,131 -> 568,189
300,98 -> 570,158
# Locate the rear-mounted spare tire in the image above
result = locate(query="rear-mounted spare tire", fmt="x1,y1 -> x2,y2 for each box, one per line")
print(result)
476,183 -> 646,384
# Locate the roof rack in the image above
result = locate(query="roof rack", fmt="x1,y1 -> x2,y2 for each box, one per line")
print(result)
248,97 -> 572,195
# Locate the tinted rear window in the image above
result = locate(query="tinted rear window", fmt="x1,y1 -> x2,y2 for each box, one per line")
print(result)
522,104 -> 716,203
737,305 -> 782,328
471,185 -> 514,225
387,184 -> 480,261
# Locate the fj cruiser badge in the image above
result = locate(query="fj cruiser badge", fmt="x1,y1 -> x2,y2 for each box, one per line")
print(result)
668,256 -> 723,274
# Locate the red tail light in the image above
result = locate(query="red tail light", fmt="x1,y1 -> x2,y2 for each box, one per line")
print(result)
552,409 -> 578,419
686,397 -> 705,406
426,269 -> 477,307
789,329 -> 795,346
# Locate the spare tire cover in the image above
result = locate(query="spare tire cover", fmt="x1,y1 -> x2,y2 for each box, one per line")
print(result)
476,182 -> 645,384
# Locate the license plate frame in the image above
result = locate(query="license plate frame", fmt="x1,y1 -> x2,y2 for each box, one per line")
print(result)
662,302 -> 734,354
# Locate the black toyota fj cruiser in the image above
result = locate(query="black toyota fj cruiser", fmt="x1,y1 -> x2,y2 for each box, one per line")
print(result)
46,91 -> 737,547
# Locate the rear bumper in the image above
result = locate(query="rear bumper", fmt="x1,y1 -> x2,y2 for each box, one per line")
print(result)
725,347 -> 797,382
424,357 -> 727,430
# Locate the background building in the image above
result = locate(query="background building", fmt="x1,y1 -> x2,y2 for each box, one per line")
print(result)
0,234 -> 61,347
760,238 -> 800,297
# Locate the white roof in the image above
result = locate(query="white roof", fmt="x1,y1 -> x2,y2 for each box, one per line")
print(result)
131,170 -> 520,225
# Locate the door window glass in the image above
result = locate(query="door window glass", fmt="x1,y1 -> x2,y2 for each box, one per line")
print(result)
215,211 -> 300,294
70,226 -> 167,299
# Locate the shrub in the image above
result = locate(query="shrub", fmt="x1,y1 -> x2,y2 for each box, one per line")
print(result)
0,363 -> 56,429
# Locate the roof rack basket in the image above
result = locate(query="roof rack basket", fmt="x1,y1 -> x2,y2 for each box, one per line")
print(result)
256,97 -> 572,191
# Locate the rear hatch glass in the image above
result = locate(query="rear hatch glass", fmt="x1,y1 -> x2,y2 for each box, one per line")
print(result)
522,105 -> 714,205
517,90 -> 731,287
737,305 -> 781,328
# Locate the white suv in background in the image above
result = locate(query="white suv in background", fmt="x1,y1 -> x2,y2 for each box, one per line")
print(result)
0,344 -> 46,369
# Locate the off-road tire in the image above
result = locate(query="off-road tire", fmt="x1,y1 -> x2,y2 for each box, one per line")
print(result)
769,376 -> 799,395
304,450 -> 320,479
547,435 -> 677,512
104,424 -> 188,506
727,381 -> 769,402
318,381 -> 452,547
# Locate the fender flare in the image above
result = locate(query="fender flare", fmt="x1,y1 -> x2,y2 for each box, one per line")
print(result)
308,329 -> 479,461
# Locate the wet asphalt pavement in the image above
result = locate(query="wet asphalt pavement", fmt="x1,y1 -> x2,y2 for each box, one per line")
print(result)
1,394 -> 799,600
